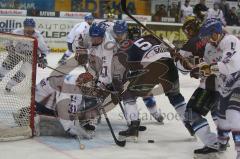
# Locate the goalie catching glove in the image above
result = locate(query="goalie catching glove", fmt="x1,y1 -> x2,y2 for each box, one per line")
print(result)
76,72 -> 94,86
190,62 -> 219,79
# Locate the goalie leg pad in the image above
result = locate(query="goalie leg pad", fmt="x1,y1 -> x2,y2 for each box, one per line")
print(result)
35,115 -> 68,136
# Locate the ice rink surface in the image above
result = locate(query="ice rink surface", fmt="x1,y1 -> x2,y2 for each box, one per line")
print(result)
0,54 -> 236,159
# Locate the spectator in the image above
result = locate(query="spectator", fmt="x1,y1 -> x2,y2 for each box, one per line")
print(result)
127,2 -> 136,15
207,2 -> 226,25
170,2 -> 180,22
219,0 -> 230,20
152,4 -> 167,22
193,0 -> 208,22
236,3 -> 240,20
181,0 -> 193,22
228,7 -> 239,26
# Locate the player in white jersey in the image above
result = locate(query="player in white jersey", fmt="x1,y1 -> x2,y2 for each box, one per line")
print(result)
58,13 -> 94,65
111,20 -> 164,124
176,17 -> 222,156
196,18 -> 240,159
87,22 -> 116,88
34,72 -> 94,138
0,18 -> 49,92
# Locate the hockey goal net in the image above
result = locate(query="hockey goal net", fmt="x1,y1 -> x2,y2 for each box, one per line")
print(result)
0,32 -> 37,141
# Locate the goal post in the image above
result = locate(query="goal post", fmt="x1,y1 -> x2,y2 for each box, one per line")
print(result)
0,32 -> 38,141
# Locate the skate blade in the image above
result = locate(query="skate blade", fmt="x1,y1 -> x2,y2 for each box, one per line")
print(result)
118,135 -> 138,143
193,153 -> 220,159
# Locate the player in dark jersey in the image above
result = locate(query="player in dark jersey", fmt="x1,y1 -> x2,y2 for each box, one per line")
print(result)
114,33 -> 189,141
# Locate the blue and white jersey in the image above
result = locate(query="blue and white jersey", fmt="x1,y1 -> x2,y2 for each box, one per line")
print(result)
12,28 -> 49,56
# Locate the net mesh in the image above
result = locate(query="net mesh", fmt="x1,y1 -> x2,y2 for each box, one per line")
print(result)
0,33 -> 37,141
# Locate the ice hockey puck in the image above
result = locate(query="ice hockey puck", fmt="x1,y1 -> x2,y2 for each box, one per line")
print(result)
148,140 -> 154,143
80,144 -> 85,150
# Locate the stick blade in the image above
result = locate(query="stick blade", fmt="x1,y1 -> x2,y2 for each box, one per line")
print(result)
121,0 -> 127,12
116,139 -> 126,147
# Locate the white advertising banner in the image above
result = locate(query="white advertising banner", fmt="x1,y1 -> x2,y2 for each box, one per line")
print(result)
122,14 -> 152,22
0,16 -> 81,52
60,11 -> 90,19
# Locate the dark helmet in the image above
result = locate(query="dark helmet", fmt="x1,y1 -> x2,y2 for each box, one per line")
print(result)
128,26 -> 141,41
182,16 -> 201,38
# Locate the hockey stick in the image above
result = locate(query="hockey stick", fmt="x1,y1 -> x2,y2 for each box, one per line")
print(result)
121,0 -> 175,51
120,0 -> 194,69
46,65 -> 67,75
101,106 -> 126,147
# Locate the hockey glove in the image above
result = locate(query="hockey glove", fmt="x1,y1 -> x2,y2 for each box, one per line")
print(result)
190,62 -> 211,79
38,54 -> 48,69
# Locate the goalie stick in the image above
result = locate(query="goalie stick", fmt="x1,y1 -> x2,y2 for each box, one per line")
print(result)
120,0 -> 194,70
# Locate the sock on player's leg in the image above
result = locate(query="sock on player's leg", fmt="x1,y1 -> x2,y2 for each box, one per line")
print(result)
193,120 -> 217,148
143,96 -> 164,123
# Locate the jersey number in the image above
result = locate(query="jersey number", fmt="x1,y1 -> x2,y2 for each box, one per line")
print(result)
134,38 -> 152,51
101,66 -> 108,77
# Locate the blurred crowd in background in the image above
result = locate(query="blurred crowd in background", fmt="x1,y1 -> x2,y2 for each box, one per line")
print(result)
0,0 -> 240,26
152,0 -> 240,26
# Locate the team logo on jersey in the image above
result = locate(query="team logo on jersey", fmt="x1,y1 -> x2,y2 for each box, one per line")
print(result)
142,45 -> 168,59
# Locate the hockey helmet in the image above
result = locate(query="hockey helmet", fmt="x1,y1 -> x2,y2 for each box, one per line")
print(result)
23,18 -> 36,28
182,16 -> 201,38
199,18 -> 223,38
84,13 -> 94,21
128,27 -> 141,41
113,20 -> 128,35
89,22 -> 106,38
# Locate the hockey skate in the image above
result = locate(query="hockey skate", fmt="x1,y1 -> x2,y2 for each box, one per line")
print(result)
118,120 -> 140,142
82,123 -> 96,131
193,143 -> 219,159
58,54 -> 69,65
217,137 -> 230,152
